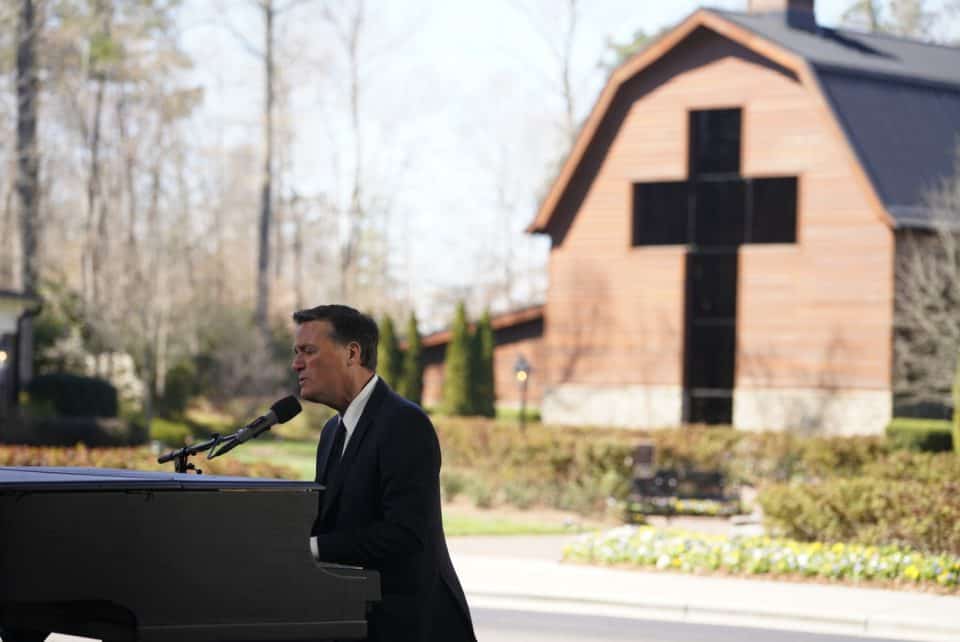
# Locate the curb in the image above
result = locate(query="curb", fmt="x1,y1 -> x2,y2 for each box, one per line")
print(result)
465,589 -> 960,642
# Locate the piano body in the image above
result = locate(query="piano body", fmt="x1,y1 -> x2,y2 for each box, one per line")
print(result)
0,466 -> 380,642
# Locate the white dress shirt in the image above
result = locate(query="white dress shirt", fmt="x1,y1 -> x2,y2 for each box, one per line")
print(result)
338,373 -> 379,455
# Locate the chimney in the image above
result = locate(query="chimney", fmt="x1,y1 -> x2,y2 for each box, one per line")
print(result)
748,0 -> 817,32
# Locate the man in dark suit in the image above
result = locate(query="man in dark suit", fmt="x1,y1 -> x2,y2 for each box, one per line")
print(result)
291,304 -> 476,642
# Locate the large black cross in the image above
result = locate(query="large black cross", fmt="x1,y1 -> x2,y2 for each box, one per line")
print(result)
632,108 -> 798,249
630,108 -> 799,423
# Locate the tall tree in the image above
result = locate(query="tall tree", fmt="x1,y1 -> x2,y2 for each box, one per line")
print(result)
842,0 -> 935,39
894,148 -> 960,411
319,0 -> 368,302
471,310 -> 495,418
223,0 -> 305,343
377,314 -> 402,389
511,0 -> 581,151
16,0 -> 39,299
398,311 -> 422,405
255,0 -> 275,346
15,0 -> 40,389
600,26 -> 672,72
442,302 -> 473,416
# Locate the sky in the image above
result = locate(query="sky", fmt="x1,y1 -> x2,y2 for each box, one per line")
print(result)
178,0 -> 958,327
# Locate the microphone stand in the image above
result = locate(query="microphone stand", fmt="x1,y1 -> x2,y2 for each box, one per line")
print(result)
157,433 -> 234,474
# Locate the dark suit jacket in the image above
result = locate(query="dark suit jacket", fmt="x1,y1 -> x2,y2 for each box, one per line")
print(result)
311,378 -> 476,642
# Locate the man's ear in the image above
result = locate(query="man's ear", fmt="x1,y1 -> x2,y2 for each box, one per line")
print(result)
347,341 -> 362,366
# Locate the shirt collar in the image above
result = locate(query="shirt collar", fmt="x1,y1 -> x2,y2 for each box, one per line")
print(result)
341,373 -> 379,436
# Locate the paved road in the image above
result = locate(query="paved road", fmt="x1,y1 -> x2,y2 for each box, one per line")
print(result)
34,610 -> 911,642
473,607 -> 909,642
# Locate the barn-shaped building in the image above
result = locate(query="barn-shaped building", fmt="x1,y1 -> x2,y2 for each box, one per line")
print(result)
422,0 -> 960,434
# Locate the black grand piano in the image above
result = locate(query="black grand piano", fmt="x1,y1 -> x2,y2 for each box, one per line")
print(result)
0,466 -> 380,642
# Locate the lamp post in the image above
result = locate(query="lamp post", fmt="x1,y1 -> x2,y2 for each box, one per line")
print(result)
513,354 -> 531,432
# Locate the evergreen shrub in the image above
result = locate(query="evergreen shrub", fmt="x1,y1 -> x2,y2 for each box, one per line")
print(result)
759,473 -> 960,556
434,419 -> 897,516
27,373 -> 118,418
442,303 -> 473,415
1,417 -> 146,447
399,312 -> 423,404
377,315 -> 403,389
886,417 -> 953,452
470,311 -> 495,417
150,418 -> 192,447
159,362 -> 197,416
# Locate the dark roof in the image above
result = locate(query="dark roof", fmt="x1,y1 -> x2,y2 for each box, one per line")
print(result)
420,304 -> 544,349
714,9 -> 960,88
712,9 -> 960,228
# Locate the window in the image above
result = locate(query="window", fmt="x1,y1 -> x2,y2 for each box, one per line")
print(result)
748,177 -> 797,243
689,109 -> 741,177
632,181 -> 689,246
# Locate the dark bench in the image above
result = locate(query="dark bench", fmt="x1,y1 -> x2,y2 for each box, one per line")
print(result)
624,443 -> 740,521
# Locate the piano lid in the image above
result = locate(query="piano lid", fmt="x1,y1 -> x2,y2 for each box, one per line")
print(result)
0,466 -> 322,492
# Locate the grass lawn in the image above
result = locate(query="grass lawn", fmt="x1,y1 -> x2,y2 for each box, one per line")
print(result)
231,438 -> 317,480
443,512 -> 579,536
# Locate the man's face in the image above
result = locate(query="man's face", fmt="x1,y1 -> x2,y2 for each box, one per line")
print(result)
292,320 -> 351,408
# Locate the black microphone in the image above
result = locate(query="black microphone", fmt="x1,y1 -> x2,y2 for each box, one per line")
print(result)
209,396 -> 302,459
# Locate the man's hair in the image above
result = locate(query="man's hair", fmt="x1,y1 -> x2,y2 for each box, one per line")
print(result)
293,305 -> 379,370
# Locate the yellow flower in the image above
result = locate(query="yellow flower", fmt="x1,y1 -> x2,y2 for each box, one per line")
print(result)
904,565 -> 920,581
831,543 -> 845,554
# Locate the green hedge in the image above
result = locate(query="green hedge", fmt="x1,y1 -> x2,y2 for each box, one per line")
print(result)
150,418 -> 192,447
759,472 -> 960,556
1,417 -> 147,447
565,526 -> 960,591
27,373 -> 118,418
434,419 -> 895,514
886,417 -> 953,452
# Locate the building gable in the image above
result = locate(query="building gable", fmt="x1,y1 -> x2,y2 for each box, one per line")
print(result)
529,7 -> 960,238
536,23 -> 799,247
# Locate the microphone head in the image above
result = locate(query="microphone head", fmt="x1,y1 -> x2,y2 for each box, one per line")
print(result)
271,395 -> 302,423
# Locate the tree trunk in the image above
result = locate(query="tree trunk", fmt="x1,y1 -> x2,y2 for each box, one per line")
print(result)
255,0 -> 275,342
16,0 -> 40,390
866,0 -> 879,32
16,0 -> 39,297
1,183 -> 16,287
85,73 -> 106,309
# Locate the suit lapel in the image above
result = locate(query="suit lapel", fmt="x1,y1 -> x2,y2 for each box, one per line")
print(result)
320,378 -> 390,521
315,415 -> 340,485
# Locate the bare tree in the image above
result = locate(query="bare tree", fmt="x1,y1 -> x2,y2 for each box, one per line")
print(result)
255,0 -> 276,345
222,0 -> 308,343
842,0 -> 882,32
510,0 -> 580,151
894,147 -> 960,408
319,0 -> 366,301
842,0 -> 936,39
16,0 -> 39,299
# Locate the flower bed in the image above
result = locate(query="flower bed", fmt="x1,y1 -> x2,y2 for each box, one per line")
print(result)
563,526 -> 960,591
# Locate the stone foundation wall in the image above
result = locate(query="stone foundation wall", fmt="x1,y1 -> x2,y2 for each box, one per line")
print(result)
541,384 -> 891,434
541,385 -> 683,428
733,387 -> 892,435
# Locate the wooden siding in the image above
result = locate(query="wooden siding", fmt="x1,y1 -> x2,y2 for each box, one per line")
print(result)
540,27 -> 893,393
421,317 -> 545,409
